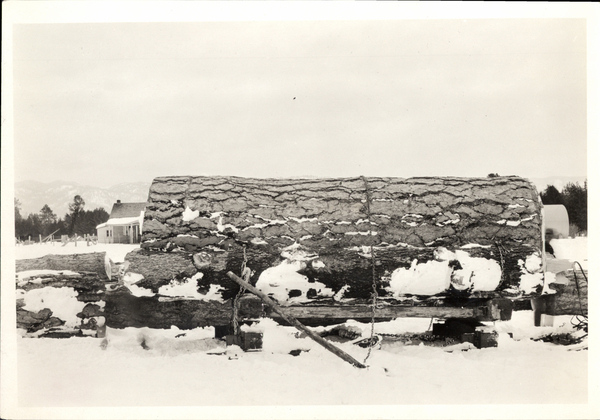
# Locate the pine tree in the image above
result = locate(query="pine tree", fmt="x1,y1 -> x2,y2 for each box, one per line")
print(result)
14,198 -> 23,222
39,204 -> 58,236
562,181 -> 587,234
540,185 -> 563,205
68,195 -> 86,235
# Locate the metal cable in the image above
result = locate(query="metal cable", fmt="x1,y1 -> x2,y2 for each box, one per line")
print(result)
232,245 -> 248,335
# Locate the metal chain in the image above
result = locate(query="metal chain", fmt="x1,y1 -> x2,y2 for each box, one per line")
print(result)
494,241 -> 505,284
361,176 -> 378,364
232,245 -> 249,335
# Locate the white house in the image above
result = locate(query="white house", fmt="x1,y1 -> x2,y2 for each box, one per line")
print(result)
96,201 -> 146,244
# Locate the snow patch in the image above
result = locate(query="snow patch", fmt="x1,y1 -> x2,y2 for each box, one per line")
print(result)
256,260 -> 334,303
519,273 -> 544,294
311,260 -> 325,269
17,269 -> 81,282
21,286 -> 86,327
333,285 -> 350,301
388,247 -> 502,296
518,253 -> 544,294
288,217 -> 318,223
460,243 -> 492,249
182,207 -> 200,222
122,272 -> 154,297
388,259 -> 452,296
450,250 -> 502,292
281,243 -> 318,261
157,273 -> 223,301
216,215 -> 239,233
345,231 -> 378,236
524,253 -> 542,273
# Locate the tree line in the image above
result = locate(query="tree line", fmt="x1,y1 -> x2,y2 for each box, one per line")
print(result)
14,195 -> 110,240
540,181 -> 587,236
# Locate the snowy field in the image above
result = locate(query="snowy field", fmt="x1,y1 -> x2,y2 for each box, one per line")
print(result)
3,238 -> 597,419
15,314 -> 588,406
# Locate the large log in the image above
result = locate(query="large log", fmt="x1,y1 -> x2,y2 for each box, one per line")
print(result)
16,252 -> 110,281
142,176 -> 542,249
128,176 -> 544,306
103,287 -> 234,329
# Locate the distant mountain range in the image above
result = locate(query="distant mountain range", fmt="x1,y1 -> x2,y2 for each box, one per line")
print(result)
15,180 -> 151,218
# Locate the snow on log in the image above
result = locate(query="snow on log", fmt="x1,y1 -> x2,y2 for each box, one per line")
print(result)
128,176 -> 544,307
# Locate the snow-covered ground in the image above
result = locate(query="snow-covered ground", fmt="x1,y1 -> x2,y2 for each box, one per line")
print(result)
14,241 -> 139,263
15,313 -> 588,407
3,238 -> 597,419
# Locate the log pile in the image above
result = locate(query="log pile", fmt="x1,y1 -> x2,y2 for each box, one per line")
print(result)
111,176 -> 544,329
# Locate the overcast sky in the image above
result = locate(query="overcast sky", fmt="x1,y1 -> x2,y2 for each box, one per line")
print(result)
11,18 -> 587,187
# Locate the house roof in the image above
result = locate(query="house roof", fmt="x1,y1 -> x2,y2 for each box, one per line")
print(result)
109,202 -> 147,219
96,202 -> 147,230
96,216 -> 142,229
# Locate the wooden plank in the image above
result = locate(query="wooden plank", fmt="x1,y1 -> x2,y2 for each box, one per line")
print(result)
226,271 -> 368,369
271,305 -> 475,320
240,295 -> 512,322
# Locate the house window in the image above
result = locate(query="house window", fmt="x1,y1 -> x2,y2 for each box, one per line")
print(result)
106,230 -> 109,237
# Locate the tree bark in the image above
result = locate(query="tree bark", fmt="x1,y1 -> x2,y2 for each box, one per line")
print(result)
142,175 -> 542,250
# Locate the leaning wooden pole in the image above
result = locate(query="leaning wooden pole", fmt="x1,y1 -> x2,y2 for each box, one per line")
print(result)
226,271 -> 367,369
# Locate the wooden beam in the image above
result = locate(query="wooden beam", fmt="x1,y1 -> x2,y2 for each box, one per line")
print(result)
272,305 -> 475,320
226,271 -> 367,369
238,295 -> 513,322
